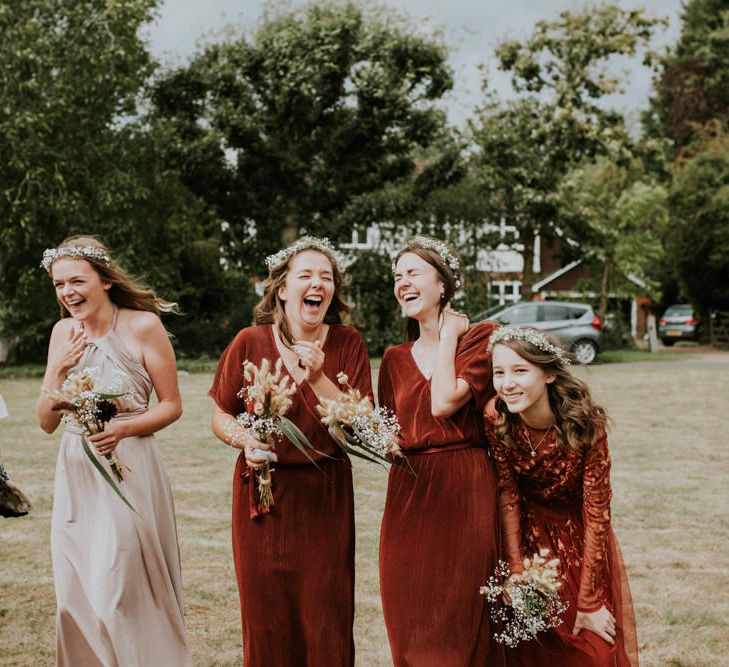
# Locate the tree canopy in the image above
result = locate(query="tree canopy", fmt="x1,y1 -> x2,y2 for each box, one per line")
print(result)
151,1 -> 454,272
470,4 -> 664,295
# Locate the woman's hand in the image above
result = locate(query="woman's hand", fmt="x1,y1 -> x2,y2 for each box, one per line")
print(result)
501,572 -> 522,606
88,421 -> 127,455
243,435 -> 276,469
439,308 -> 469,342
294,340 -> 325,382
51,327 -> 87,378
572,605 -> 616,645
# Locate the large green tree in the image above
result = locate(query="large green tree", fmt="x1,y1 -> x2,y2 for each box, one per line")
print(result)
0,0 -> 245,361
471,4 -> 664,295
646,0 -> 729,152
0,0 -> 160,359
557,156 -> 668,322
643,0 -> 729,321
667,132 -> 729,315
151,1 -> 453,272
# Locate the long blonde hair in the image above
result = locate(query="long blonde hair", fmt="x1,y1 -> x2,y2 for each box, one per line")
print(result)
253,246 -> 350,346
50,236 -> 178,317
493,332 -> 608,452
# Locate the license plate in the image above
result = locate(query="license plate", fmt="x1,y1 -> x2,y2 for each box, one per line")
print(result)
667,329 -> 683,336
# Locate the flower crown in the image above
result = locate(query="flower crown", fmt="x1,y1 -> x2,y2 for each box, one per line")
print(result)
41,246 -> 111,273
264,236 -> 346,273
395,236 -> 462,289
487,326 -> 571,364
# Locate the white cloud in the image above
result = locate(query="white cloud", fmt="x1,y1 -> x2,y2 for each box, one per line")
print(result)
144,0 -> 683,127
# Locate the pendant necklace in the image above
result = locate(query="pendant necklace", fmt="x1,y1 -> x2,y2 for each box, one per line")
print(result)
524,424 -> 553,458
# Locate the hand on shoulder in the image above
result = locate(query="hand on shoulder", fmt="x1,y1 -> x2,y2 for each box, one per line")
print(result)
440,308 -> 469,341
483,396 -> 498,424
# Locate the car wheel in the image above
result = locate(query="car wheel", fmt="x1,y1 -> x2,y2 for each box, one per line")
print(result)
662,338 -> 676,347
572,339 -> 597,364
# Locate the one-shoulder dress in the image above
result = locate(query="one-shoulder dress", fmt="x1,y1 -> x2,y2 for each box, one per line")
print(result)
209,323 -> 372,666
377,322 -> 502,666
51,318 -> 190,667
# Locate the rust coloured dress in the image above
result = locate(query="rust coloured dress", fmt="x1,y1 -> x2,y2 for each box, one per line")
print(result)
377,322 -> 503,667
485,408 -> 638,667
209,324 -> 372,667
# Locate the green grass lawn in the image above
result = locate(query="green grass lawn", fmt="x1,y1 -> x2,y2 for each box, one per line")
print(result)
1,359 -> 728,666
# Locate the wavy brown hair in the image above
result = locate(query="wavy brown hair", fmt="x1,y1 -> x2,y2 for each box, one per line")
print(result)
492,330 -> 608,452
394,237 -> 460,341
50,236 -> 178,317
253,245 -> 350,346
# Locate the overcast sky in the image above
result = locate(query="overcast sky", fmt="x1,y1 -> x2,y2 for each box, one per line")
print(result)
143,0 -> 684,128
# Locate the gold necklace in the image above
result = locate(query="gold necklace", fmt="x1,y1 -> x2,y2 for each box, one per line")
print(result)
524,424 -> 553,458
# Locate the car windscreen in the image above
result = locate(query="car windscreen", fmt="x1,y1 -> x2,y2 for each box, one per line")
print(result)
498,303 -> 538,324
664,306 -> 693,317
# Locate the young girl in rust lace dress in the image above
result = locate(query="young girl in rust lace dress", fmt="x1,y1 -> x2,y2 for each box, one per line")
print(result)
484,326 -> 638,667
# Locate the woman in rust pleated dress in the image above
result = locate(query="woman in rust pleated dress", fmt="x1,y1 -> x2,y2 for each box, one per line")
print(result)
378,236 -> 502,666
209,237 -> 372,666
484,326 -> 638,667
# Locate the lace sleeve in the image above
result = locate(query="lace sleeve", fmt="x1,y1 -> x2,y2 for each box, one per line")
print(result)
486,404 -> 524,573
577,429 -> 612,612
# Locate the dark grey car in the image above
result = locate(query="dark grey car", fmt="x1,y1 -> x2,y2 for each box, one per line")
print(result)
658,304 -> 700,345
475,301 -> 604,364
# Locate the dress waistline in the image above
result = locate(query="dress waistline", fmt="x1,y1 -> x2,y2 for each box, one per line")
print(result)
402,441 -> 480,456
523,495 -> 582,517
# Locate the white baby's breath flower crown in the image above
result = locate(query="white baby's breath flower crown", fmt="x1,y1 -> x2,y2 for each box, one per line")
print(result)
395,236 -> 462,289
41,246 -> 111,273
264,236 -> 346,273
487,326 -> 571,365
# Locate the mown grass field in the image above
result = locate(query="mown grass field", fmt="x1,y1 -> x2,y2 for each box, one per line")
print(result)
1,356 -> 728,666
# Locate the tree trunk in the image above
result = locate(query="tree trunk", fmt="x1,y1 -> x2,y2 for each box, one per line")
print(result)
598,258 -> 611,324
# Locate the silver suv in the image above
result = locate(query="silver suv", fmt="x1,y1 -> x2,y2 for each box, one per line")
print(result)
475,301 -> 604,364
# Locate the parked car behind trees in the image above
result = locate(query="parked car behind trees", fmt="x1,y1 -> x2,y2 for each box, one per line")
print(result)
475,301 -> 604,364
658,304 -> 700,346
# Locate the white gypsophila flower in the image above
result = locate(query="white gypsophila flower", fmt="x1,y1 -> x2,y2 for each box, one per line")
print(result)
486,326 -> 571,365
41,246 -> 111,272
264,236 -> 346,273
480,554 -> 568,647
235,412 -> 282,442
392,236 -> 462,289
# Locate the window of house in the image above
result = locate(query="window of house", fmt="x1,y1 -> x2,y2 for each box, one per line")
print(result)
489,280 -> 522,306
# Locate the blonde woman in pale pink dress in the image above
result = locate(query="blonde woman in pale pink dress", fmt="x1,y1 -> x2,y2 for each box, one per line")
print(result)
36,236 -> 191,667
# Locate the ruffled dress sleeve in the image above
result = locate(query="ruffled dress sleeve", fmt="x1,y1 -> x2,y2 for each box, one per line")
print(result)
455,321 -> 499,411
577,428 -> 612,612
208,329 -> 248,416
484,400 -> 524,574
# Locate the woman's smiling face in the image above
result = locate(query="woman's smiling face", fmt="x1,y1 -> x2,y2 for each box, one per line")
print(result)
492,343 -> 555,420
51,258 -> 111,321
393,252 -> 443,321
278,250 -> 335,330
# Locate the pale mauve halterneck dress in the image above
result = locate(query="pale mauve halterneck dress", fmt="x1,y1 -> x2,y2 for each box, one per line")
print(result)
50,316 -> 191,667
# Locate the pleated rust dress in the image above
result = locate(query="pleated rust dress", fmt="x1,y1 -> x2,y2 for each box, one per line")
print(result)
377,322 -> 503,666
209,324 -> 372,666
486,407 -> 639,667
